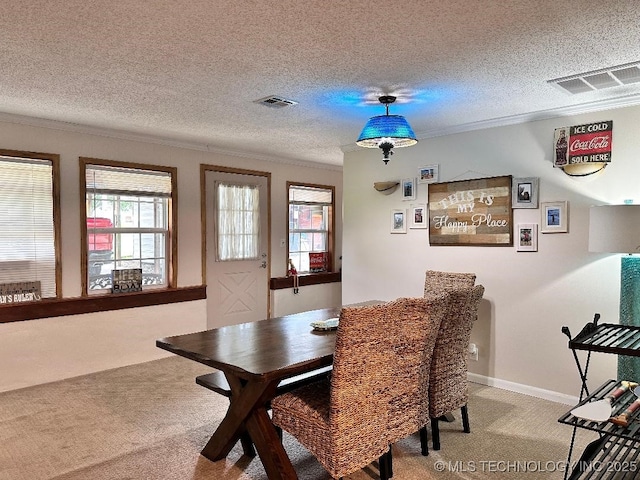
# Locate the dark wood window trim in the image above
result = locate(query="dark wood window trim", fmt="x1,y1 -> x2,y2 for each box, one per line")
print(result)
270,272 -> 341,290
0,285 -> 205,324
80,157 -> 178,295
287,181 -> 335,274
0,148 -> 62,298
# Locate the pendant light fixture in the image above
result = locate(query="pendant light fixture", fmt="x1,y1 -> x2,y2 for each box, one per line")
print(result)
356,95 -> 418,164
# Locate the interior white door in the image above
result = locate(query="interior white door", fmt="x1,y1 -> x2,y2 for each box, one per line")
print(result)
205,170 -> 269,329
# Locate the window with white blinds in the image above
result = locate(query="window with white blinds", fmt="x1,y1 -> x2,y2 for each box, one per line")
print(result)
83,160 -> 175,293
287,183 -> 334,274
0,153 -> 59,299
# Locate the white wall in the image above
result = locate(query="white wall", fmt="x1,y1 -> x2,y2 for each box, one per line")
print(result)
0,118 -> 342,392
343,104 -> 640,398
0,300 -> 206,392
272,283 -> 342,317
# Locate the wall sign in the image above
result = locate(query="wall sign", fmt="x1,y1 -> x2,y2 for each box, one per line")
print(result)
553,121 -> 612,168
0,281 -> 42,304
111,268 -> 143,294
309,252 -> 327,273
428,175 -> 513,246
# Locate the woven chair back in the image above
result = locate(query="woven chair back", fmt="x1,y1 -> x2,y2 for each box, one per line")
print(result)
429,284 -> 485,418
385,295 -> 448,444
323,301 -> 400,476
424,270 -> 476,296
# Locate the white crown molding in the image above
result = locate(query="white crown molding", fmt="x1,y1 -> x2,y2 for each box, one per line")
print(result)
341,93 -> 640,153
0,111 -> 343,172
4,91 -> 639,167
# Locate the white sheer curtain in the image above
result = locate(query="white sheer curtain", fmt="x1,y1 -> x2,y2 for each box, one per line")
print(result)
216,182 -> 260,261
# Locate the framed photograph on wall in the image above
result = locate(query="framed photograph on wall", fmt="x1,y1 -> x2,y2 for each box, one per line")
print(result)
390,209 -> 407,233
418,164 -> 439,184
410,204 -> 428,229
401,178 -> 417,200
517,223 -> 538,251
541,201 -> 568,233
512,177 -> 539,208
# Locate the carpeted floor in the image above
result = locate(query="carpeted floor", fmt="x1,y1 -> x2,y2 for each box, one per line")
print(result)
0,356 -> 595,480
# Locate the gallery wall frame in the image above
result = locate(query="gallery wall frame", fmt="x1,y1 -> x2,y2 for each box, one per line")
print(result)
410,204 -> 427,229
418,164 -> 439,184
541,201 -> 568,233
428,175 -> 513,246
512,177 -> 539,209
390,209 -> 407,233
401,178 -> 417,201
516,223 -> 538,252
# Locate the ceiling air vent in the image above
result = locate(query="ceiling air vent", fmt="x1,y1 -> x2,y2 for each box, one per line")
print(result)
583,72 -> 619,90
548,61 -> 640,94
254,96 -> 298,108
556,78 -> 593,95
611,66 -> 640,84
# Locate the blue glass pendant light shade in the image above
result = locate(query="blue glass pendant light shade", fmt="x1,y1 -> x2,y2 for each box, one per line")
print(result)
356,95 -> 417,164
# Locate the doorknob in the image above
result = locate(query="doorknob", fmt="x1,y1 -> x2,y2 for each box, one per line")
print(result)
260,260 -> 267,268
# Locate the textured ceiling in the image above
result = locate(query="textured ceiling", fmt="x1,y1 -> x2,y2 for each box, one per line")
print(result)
1,1 -> 640,166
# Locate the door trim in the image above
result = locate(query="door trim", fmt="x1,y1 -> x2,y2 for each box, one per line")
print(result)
200,164 -> 272,317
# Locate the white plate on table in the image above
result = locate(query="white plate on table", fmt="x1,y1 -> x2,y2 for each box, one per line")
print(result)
310,318 -> 339,331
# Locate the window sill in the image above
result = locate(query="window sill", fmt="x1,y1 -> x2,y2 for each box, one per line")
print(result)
0,285 -> 206,324
270,271 -> 341,290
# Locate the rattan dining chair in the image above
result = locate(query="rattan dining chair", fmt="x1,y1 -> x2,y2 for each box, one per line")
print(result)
385,294 -> 450,476
419,270 -> 476,452
428,284 -> 485,450
271,299 -> 431,480
424,269 -> 476,295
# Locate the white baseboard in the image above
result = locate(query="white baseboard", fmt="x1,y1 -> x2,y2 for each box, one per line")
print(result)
468,372 -> 579,406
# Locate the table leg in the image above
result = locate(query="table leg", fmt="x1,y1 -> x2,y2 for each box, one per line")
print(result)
245,406 -> 298,479
239,430 -> 256,457
201,378 -> 270,460
200,375 -> 298,479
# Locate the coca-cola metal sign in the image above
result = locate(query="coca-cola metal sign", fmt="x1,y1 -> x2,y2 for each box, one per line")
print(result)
553,121 -> 612,167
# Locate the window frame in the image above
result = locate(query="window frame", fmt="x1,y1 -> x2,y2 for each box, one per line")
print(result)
286,181 -> 335,275
0,148 -> 62,299
79,157 -> 178,296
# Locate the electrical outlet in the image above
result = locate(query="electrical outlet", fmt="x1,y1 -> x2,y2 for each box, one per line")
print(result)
468,343 -> 478,361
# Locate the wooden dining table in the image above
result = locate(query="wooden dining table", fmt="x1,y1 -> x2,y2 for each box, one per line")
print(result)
156,307 -> 343,480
